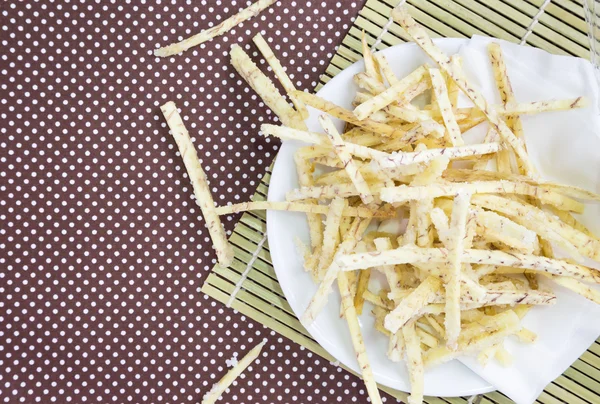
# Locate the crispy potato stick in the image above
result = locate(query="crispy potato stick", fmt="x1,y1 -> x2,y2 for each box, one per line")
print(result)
377,143 -> 501,168
354,269 -> 372,314
214,200 -> 393,218
375,122 -> 445,152
384,276 -> 443,333
319,115 -> 374,204
155,0 -> 277,57
478,343 -> 501,367
444,191 -> 472,349
354,73 -> 387,95
424,314 -> 446,339
429,68 -> 464,146
416,328 -> 439,349
392,7 -> 535,176
292,91 -> 410,137
361,32 -> 383,83
252,33 -> 309,119
317,197 -> 347,279
336,247 -> 600,283
294,151 -> 323,250
160,102 -> 234,267
354,66 -> 428,120
301,219 -> 371,326
337,270 -> 383,404
374,52 -> 398,86
472,195 -> 600,261
403,321 -> 424,404
424,310 -> 521,368
474,208 -> 538,254
495,97 -> 588,115
495,346 -> 513,367
201,339 -> 267,404
380,181 -> 583,213
230,45 -> 306,130
373,306 -> 392,337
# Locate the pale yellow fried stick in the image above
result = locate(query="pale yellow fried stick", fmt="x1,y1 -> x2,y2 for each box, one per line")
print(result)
252,33 -> 309,119
374,52 -> 399,86
354,268 -> 372,315
387,289 -> 556,308
201,339 -> 267,404
354,66 -> 428,120
301,218 -> 371,326
384,276 -> 443,333
380,181 -> 583,213
156,0 -> 278,57
335,247 -> 600,283
317,197 -> 347,279
423,310 -> 521,368
338,270 -> 383,404
392,7 -> 535,176
403,321 -> 425,404
294,150 -> 323,252
319,115 -> 374,204
444,190 -> 472,350
160,102 -> 234,267
472,194 -> 600,261
230,45 -> 306,130
446,55 -> 461,109
214,200 -> 393,218
377,143 -> 501,168
429,67 -> 464,146
361,32 -> 383,83
473,207 -> 538,254
373,237 -> 407,361
443,168 -> 600,202
292,90 -> 410,137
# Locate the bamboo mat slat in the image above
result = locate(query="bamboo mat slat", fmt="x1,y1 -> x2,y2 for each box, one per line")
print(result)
202,0 -> 600,402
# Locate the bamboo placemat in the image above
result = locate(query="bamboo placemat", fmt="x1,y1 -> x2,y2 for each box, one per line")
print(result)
201,1 -> 600,402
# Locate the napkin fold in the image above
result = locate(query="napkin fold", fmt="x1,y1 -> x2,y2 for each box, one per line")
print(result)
454,35 -> 600,404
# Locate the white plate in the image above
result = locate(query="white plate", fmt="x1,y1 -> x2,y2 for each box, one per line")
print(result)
266,38 -> 600,397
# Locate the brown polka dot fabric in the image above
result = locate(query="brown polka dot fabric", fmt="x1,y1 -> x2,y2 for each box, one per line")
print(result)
0,1 -> 396,403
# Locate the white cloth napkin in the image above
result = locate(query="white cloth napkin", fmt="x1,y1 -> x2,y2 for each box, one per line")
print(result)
454,35 -> 600,404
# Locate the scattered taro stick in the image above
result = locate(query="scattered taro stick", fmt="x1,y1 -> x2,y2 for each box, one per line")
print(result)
353,65 -> 428,120
354,268 -> 372,315
335,247 -> 600,284
291,90 -> 411,138
160,101 -> 233,267
429,67 -> 464,146
338,270 -> 383,404
403,320 -> 425,404
374,52 -> 399,86
379,181 -> 583,213
471,194 -> 600,261
253,33 -> 309,119
384,276 -> 443,333
214,200 -> 390,218
377,143 -> 501,169
230,44 -> 306,130
155,0 -> 278,57
301,218 -> 372,326
392,6 -> 536,177
361,31 -> 384,83
488,42 -> 519,174
316,197 -> 347,280
319,115 -> 374,204
444,190 -> 472,350
374,237 -> 406,361
294,150 -> 324,252
201,339 -> 267,404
